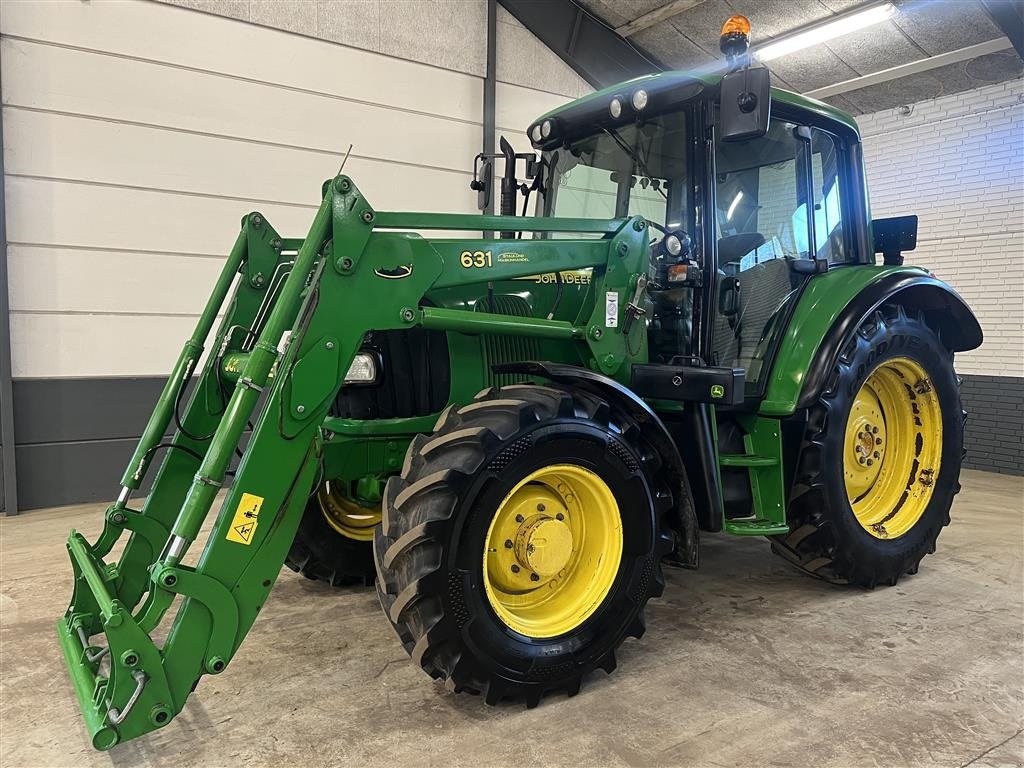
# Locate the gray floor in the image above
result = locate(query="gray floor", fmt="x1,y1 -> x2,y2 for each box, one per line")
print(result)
1,469 -> 1022,768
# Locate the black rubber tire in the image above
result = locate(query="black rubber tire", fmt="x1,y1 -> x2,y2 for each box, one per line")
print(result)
373,384 -> 674,707
773,304 -> 965,588
285,493 -> 377,587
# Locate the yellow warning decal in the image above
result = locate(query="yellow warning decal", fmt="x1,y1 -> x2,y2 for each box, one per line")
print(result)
226,492 -> 264,545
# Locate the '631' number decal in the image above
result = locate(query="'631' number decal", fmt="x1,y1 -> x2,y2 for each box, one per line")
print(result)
460,250 -> 493,268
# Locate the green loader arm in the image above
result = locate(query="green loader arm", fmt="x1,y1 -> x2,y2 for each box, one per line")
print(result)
58,176 -> 651,749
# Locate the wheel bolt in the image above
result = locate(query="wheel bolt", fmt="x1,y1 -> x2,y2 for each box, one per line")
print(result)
530,573 -> 540,582
511,564 -> 520,573
515,514 -> 524,523
876,438 -> 883,445
866,459 -> 874,466
504,539 -> 513,549
872,426 -> 879,434
856,445 -> 864,454
556,513 -> 564,521
858,431 -> 866,439
859,457 -> 866,465
873,451 -> 880,458
537,503 -> 545,512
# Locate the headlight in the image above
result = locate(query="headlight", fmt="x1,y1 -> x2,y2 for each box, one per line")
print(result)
664,234 -> 682,256
344,352 -> 378,384
632,89 -> 648,111
609,97 -> 622,119
530,124 -> 542,142
541,119 -> 553,138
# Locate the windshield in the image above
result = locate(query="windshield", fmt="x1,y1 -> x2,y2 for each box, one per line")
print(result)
539,109 -> 692,238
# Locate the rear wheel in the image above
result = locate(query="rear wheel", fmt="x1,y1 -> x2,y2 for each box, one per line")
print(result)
373,384 -> 673,706
774,305 -> 964,587
285,481 -> 379,587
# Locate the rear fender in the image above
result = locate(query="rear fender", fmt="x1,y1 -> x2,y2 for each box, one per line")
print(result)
761,267 -> 982,416
495,361 -> 699,568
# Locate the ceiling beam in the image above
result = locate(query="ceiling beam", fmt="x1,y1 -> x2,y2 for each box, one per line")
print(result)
499,0 -> 663,88
980,0 -> 1024,58
614,0 -> 706,38
803,37 -> 1014,100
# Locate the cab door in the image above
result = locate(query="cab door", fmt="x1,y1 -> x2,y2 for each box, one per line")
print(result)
709,116 -> 849,399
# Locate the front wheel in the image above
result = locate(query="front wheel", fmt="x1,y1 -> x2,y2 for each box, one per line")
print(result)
285,482 -> 379,587
774,305 -> 965,587
373,384 -> 674,706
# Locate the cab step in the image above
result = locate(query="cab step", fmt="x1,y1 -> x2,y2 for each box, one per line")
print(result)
723,518 -> 790,536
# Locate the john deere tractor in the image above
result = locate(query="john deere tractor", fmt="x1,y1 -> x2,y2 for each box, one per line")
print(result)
59,16 -> 981,750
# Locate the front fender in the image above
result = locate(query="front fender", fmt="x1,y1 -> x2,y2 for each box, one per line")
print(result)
760,266 -> 982,417
494,361 -> 699,568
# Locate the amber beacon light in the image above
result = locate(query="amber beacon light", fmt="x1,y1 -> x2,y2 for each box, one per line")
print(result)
719,14 -> 752,58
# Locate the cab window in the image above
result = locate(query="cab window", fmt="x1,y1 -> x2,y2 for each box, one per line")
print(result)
711,120 -> 850,395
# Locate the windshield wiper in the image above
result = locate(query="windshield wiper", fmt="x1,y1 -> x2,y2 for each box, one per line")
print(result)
601,127 -> 668,201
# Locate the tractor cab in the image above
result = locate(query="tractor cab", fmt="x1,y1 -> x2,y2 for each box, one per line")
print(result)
520,20 -> 873,402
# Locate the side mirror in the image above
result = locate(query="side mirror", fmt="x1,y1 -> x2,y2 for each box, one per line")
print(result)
719,66 -> 771,143
470,158 -> 492,211
873,215 -> 918,266
719,275 -> 741,316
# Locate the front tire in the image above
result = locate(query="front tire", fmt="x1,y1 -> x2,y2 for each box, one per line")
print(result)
285,482 -> 379,587
373,384 -> 673,706
774,305 -> 965,587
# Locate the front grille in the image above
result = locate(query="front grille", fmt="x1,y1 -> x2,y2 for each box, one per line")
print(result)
477,295 -> 541,388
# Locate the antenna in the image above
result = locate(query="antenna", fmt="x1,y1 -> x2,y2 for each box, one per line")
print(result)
336,143 -> 354,175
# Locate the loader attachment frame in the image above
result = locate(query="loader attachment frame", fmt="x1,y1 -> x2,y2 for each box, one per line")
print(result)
58,175 -> 649,749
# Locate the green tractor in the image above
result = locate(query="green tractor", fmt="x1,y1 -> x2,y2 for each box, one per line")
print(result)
59,17 -> 981,750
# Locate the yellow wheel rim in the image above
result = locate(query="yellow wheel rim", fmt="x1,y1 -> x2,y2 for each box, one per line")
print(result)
844,357 -> 942,540
482,464 -> 623,638
318,481 -> 382,542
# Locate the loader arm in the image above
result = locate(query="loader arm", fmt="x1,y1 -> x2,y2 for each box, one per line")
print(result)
59,175 -> 651,749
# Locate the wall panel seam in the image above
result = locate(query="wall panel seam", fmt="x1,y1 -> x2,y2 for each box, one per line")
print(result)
5,241 -> 226,260
10,309 -> 207,319
0,34 -> 485,128
6,173 -> 323,212
2,105 -> 478,179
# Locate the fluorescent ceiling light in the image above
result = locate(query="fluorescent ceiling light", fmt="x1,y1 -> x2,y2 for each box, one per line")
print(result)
755,2 -> 896,62
726,191 -> 743,221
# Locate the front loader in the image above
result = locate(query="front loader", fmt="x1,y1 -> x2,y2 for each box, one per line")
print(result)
59,16 -> 982,750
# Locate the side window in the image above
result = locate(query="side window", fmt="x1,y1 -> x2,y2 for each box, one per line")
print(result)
712,120 -> 808,392
715,119 -> 808,271
811,129 -> 846,262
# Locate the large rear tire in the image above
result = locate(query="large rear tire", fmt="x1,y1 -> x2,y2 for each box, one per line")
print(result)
773,305 -> 965,587
373,384 -> 674,706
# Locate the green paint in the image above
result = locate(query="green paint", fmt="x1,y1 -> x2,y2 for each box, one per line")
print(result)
57,57 -> 974,750
720,416 -> 788,536
58,175 -> 651,748
759,265 -> 925,416
532,70 -> 861,137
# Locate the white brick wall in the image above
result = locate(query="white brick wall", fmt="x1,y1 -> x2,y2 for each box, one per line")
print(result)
857,78 -> 1024,378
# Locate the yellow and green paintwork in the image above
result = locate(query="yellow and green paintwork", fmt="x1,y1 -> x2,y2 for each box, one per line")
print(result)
57,70 -> 968,750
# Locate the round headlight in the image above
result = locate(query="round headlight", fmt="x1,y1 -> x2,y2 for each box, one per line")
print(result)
530,124 -> 542,142
609,97 -> 622,119
664,234 -> 682,257
632,89 -> 649,111
541,119 -> 553,138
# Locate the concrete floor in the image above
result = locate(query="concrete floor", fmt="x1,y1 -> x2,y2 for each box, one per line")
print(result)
1,469 -> 1021,768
